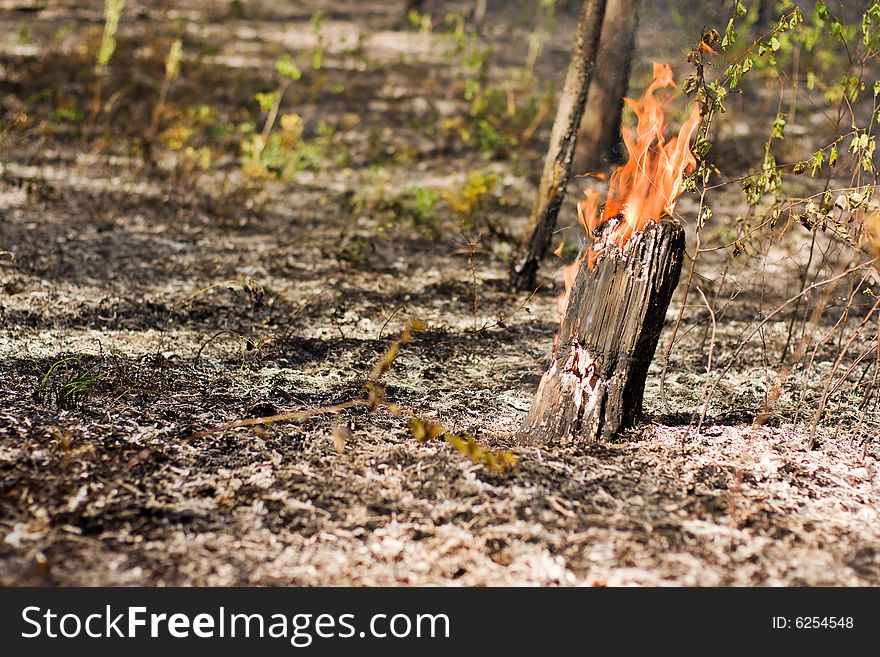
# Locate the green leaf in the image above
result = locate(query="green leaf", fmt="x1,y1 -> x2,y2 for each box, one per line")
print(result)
254,91 -> 279,112
771,113 -> 786,139
721,18 -> 736,50
693,135 -> 712,159
697,205 -> 713,229
310,9 -> 326,34
828,20 -> 844,43
863,136 -> 877,173
165,39 -> 183,81
810,150 -> 825,177
276,54 -> 302,81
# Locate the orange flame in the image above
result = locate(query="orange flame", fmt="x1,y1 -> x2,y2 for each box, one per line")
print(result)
558,63 -> 700,319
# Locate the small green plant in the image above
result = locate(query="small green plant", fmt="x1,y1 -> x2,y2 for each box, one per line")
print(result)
523,0 -> 558,78
348,185 -> 440,237
50,23 -> 74,48
240,52 -> 346,179
445,170 -> 497,226
276,53 -> 302,82
48,107 -> 84,124
241,55 -> 301,177
150,38 -> 183,140
444,12 -> 491,103
406,185 -> 439,231
310,10 -> 327,70
677,1 -> 879,253
153,103 -> 219,181
91,0 -> 126,120
407,9 -> 433,33
436,11 -> 552,157
38,358 -> 109,408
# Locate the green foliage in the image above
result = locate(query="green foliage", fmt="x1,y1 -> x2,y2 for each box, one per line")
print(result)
48,107 -> 84,124
154,103 -> 228,170
38,358 -> 109,408
95,0 -> 125,72
435,12 -> 550,157
445,170 -> 497,225
254,90 -> 279,113
407,9 -> 433,33
276,54 -> 302,81
164,39 -> 183,81
849,130 -> 876,174
348,185 -> 440,237
683,0 -> 879,258
310,10 -> 327,70
444,12 -> 491,102
239,43 -> 350,180
90,0 -> 126,118
770,113 -> 786,140
405,185 -> 439,231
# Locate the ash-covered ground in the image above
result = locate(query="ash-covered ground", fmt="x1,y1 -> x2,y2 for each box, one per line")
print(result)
1,0 -> 878,585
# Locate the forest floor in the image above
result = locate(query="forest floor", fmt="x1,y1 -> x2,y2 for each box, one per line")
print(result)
1,1 -> 879,586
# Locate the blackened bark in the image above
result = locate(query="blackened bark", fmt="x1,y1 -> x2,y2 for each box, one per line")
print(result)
510,0 -> 608,291
572,0 -> 640,173
517,219 -> 684,445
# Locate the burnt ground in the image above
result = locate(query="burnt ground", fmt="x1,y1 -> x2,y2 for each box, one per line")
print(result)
1,1 -> 879,586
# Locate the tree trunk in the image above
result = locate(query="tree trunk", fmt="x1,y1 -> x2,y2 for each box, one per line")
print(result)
474,0 -> 487,31
510,0 -> 608,292
517,218 -> 684,445
572,0 -> 640,173
757,0 -> 778,26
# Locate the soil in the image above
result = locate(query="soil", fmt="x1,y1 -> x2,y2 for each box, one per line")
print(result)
1,1 -> 879,586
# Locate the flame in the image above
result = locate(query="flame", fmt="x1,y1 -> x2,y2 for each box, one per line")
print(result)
698,41 -> 719,55
558,63 -> 700,319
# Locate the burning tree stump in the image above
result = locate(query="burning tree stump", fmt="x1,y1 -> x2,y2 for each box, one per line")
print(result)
518,218 -> 684,445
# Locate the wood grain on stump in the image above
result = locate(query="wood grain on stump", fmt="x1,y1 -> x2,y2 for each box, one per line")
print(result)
518,219 -> 684,445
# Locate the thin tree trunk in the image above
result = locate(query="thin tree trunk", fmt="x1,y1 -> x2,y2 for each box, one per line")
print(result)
510,0 -> 608,292
517,218 -> 684,445
757,0 -> 778,26
572,0 -> 640,173
474,0 -> 487,30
